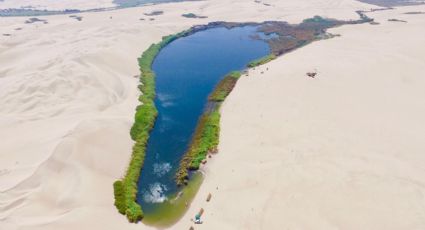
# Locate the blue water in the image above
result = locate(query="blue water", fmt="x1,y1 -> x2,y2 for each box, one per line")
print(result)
136,26 -> 270,213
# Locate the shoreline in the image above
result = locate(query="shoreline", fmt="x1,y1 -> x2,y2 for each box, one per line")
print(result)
114,29 -> 192,222
114,23 -> 241,222
176,12 -> 373,188
126,12 -> 374,225
116,22 -> 264,223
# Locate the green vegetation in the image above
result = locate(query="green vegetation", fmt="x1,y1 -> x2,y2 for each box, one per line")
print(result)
182,13 -> 197,18
176,108 -> 220,185
113,181 -> 126,214
182,13 -> 207,19
247,54 -> 276,67
301,15 -> 336,26
209,71 -> 241,102
176,71 -> 244,186
114,30 -> 192,223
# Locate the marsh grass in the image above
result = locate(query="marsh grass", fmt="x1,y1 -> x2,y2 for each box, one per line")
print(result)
114,30 -> 192,222
176,108 -> 220,185
176,71 -> 245,186
247,54 -> 276,68
208,71 -> 241,102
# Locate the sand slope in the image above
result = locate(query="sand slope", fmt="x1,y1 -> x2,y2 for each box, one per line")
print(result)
1,0 -> 425,230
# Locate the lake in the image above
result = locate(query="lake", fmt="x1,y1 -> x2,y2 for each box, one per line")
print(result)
136,25 -> 271,224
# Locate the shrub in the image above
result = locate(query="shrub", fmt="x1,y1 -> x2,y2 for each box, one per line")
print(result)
114,30 -> 194,223
126,201 -> 144,223
176,73 -> 244,186
209,71 -> 241,102
113,180 -> 126,214
176,109 -> 221,185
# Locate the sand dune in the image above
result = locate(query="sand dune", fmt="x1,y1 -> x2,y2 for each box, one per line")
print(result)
1,0 -> 425,229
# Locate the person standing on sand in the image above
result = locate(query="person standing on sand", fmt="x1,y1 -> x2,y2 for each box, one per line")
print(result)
194,214 -> 202,224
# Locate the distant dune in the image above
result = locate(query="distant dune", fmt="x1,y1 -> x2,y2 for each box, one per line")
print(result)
357,0 -> 425,7
0,0 -> 116,11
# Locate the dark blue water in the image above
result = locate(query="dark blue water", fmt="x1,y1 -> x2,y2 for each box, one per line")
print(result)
136,26 -> 270,213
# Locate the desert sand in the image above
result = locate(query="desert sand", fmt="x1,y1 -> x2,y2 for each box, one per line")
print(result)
1,0 -> 425,230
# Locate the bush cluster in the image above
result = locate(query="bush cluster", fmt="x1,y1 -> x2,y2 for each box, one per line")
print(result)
176,108 -> 220,185
209,71 -> 241,102
247,54 -> 276,68
113,31 -> 190,222
176,72 -> 244,185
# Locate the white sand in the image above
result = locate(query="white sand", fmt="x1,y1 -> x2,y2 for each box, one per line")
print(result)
1,0 -> 425,230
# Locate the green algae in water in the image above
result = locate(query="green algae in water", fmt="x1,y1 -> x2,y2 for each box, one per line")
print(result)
142,173 -> 204,227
